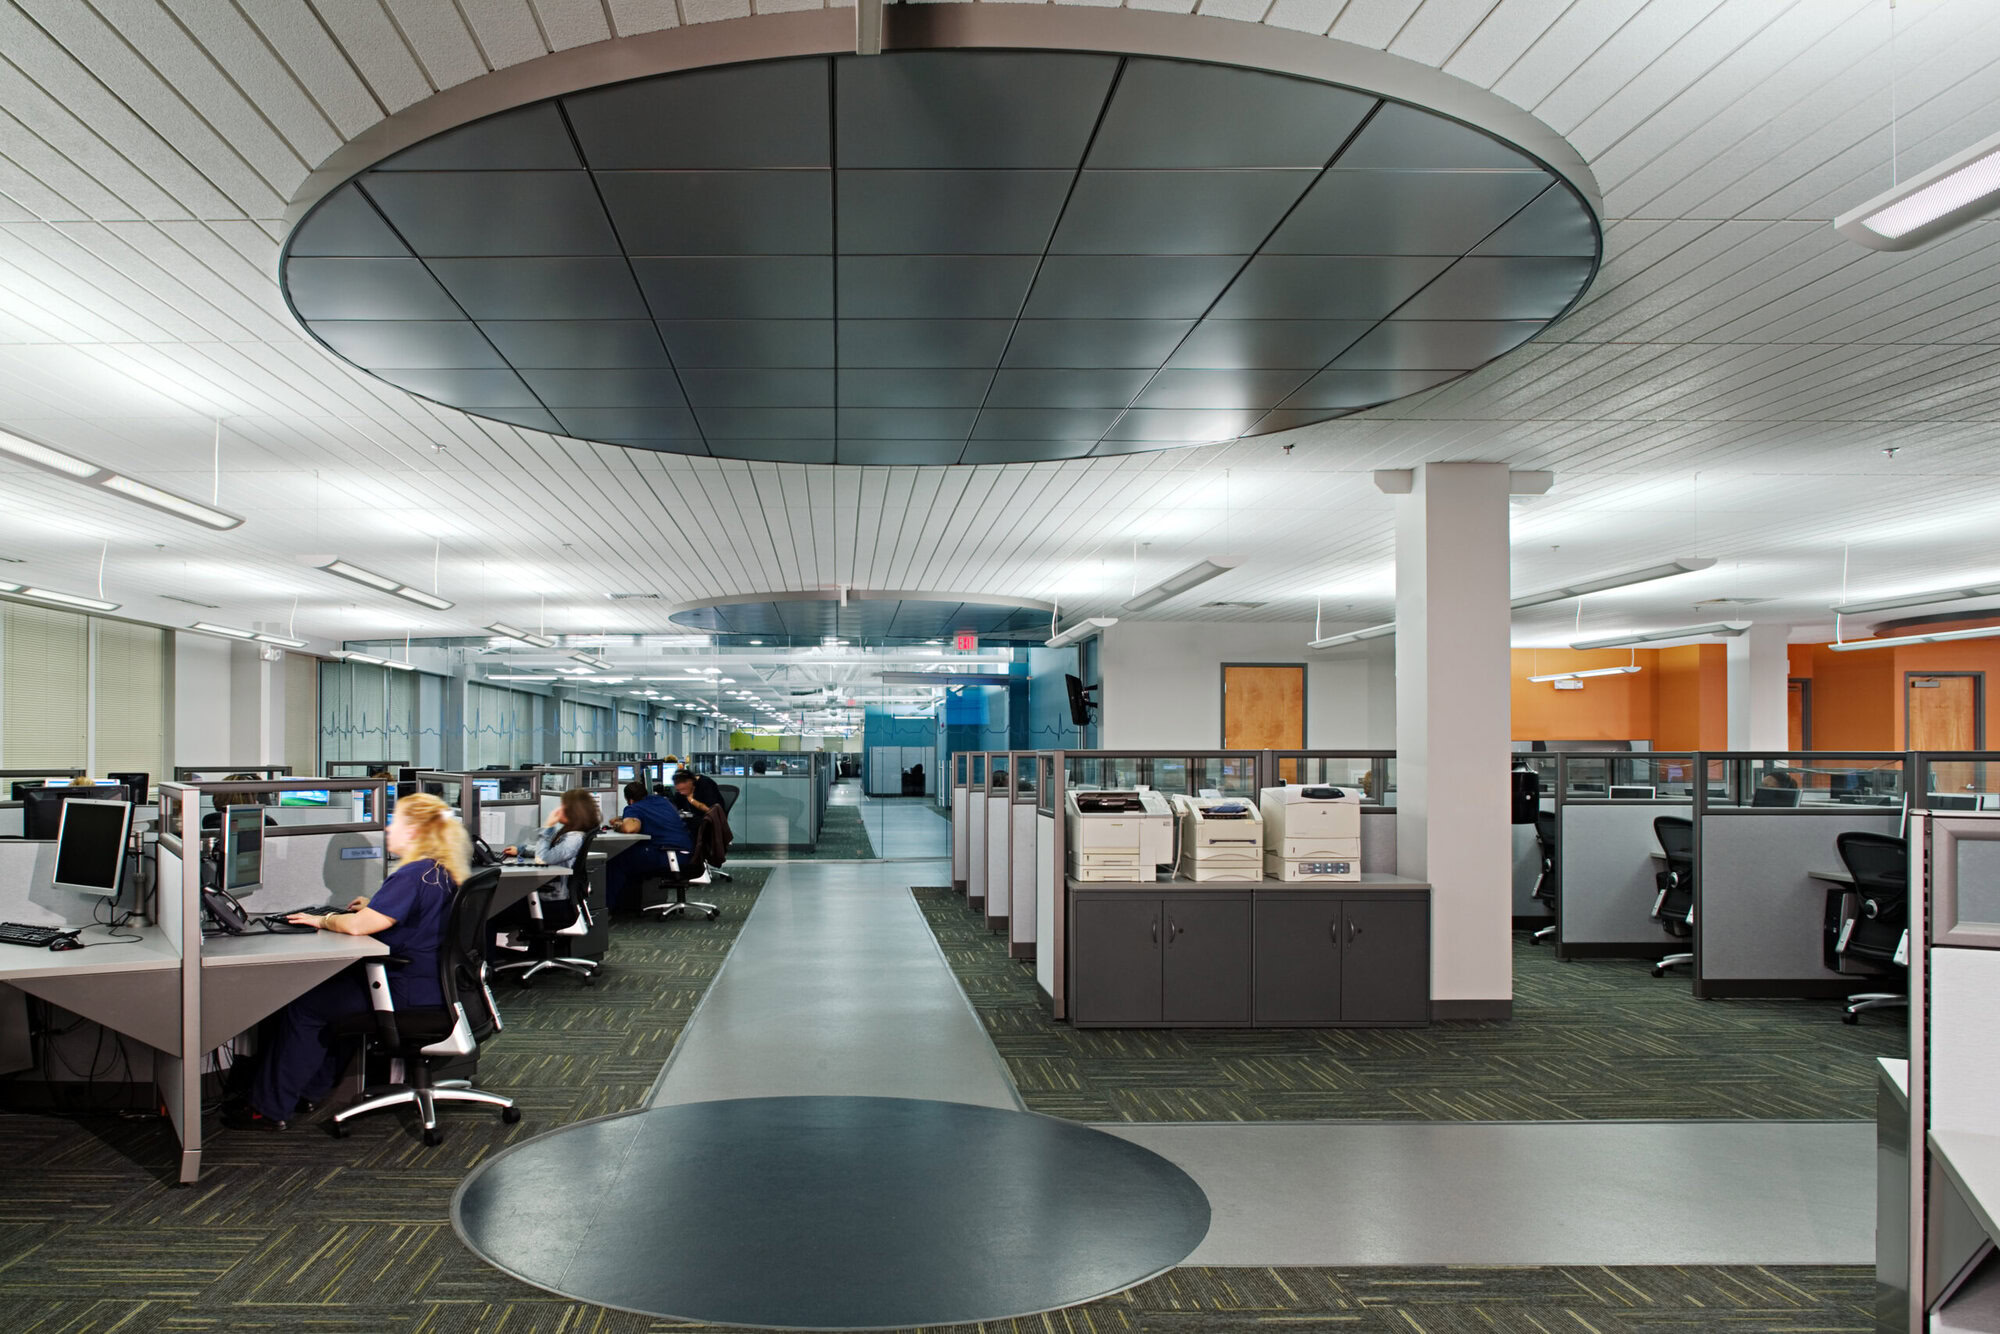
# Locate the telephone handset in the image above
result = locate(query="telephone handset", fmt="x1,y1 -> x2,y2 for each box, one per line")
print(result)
202,886 -> 251,934
471,836 -> 502,868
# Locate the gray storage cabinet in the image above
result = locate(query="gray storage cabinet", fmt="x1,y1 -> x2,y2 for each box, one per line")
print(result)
1071,887 -> 1429,1028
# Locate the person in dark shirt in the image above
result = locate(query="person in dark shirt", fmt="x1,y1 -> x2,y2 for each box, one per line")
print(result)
670,768 -> 726,817
225,792 -> 465,1132
606,780 -> 694,912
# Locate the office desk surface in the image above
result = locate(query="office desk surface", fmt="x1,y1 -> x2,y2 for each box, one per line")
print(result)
493,863 -> 568,915
1068,873 -> 1432,893
0,925 -> 178,980
200,930 -> 385,1051
1930,1130 -> 2000,1250
201,930 -> 387,968
593,832 -> 649,854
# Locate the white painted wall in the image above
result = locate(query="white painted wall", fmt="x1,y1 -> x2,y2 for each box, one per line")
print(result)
1098,620 -> 1395,750
171,632 -> 232,768
1727,623 -> 1791,750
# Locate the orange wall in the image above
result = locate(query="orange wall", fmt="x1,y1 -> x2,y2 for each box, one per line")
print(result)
1788,642 -> 1903,750
1653,644 -> 1728,750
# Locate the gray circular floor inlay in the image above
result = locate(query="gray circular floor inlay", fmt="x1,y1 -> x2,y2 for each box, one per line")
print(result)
452,1095 -> 1211,1329
281,49 -> 1599,466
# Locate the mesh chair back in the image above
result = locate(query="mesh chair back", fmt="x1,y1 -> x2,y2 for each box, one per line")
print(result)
1532,810 -> 1557,904
448,867 -> 503,1040
544,828 -> 596,930
1837,832 -> 1909,968
717,784 -> 740,816
1652,816 -> 1696,928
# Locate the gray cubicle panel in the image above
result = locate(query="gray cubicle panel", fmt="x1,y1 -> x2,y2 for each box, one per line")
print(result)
1553,752 -> 1697,960
1009,756 -> 1041,959
255,826 -> 388,912
1512,808 -> 1550,923
1361,811 -> 1398,874
730,772 -> 818,849
984,755 -> 1016,932
967,753 -> 989,911
950,752 -> 970,892
1693,803 -> 1901,999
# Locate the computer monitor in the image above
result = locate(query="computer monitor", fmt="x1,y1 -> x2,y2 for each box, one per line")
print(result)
1065,674 -> 1096,727
105,771 -> 149,804
222,805 -> 264,894
474,778 -> 500,802
23,785 -> 132,839
52,799 -> 132,899
9,780 -> 44,801
1609,785 -> 1657,800
278,789 -> 330,807
42,777 -> 72,787
1931,793 -> 1979,811
616,764 -> 636,782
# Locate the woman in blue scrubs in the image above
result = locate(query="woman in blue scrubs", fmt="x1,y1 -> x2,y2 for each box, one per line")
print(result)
225,792 -> 466,1132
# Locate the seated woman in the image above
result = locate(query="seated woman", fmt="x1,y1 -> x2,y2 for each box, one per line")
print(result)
224,792 -> 464,1132
491,789 -> 600,947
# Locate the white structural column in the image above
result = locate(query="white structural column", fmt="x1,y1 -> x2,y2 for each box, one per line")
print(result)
1385,463 -> 1514,1018
1727,624 -> 1791,750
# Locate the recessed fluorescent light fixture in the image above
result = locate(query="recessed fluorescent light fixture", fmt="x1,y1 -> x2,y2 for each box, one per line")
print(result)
254,632 -> 308,648
340,651 -> 388,666
1828,625 -> 2000,652
14,586 -> 120,612
1831,580 -> 2000,616
1123,557 -> 1240,613
190,621 -> 256,639
568,653 -> 600,666
1570,621 -> 1751,651
1308,622 -> 1397,650
1510,558 -> 1716,610
383,659 -> 417,672
0,428 -> 244,529
1046,616 -> 1117,649
317,558 -> 454,610
1527,664 -> 1643,683
1835,126 -> 2000,251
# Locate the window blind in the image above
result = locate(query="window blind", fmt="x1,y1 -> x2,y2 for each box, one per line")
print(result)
1,605 -> 88,768
94,619 -> 166,779
284,653 -> 317,774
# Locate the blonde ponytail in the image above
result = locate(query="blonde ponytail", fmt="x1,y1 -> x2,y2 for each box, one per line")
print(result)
392,792 -> 471,884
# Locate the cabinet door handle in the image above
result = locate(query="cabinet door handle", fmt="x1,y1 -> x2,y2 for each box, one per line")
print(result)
1329,918 -> 1338,946
1348,918 -> 1362,943
1172,919 -> 1184,940
1151,918 -> 1159,945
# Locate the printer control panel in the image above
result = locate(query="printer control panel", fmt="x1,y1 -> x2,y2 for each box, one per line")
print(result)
1299,861 -> 1354,877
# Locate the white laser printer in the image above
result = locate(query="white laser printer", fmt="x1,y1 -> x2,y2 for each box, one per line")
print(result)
1066,789 -> 1174,883
1170,794 -> 1263,882
1259,784 -> 1362,882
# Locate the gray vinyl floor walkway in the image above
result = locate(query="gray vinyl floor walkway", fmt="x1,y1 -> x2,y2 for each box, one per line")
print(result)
649,859 -> 1876,1266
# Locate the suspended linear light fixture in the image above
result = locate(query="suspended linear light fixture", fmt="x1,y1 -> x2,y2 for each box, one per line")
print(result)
1835,126 -> 2000,251
317,558 -> 454,609
1527,664 -> 1643,683
1570,620 -> 1751,651
1046,616 -> 1117,649
0,428 -> 244,529
1831,579 -> 2000,616
0,583 -> 120,612
1508,558 -> 1717,610
1307,622 -> 1398,650
1123,557 -> 1240,613
484,622 -> 557,648
1828,625 -> 2000,652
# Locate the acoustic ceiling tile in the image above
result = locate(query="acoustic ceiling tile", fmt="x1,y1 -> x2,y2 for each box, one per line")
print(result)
285,257 -> 460,320
633,256 -> 834,319
1087,61 -> 1374,169
836,170 -> 1072,255
308,320 -> 507,369
657,320 -> 836,367
985,367 -> 1156,408
834,50 -> 1117,168
360,171 -> 620,256
519,368 -> 689,407
478,319 -> 671,368
428,256 -> 650,320
1269,169 -> 1552,255
1023,255 -> 1246,320
835,255 -> 1039,318
837,319 -> 1014,368
1001,320 -> 1196,368
1051,170 -> 1317,255
565,59 -> 830,168
1165,319 -> 1375,369
1212,255 -> 1454,318
598,172 -> 832,255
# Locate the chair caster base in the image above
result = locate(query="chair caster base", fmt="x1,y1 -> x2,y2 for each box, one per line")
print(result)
502,1106 -> 521,1124
424,1127 -> 444,1146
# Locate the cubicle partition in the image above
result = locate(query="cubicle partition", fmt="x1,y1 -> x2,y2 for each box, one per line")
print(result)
966,753 -> 989,911
1691,752 -> 1906,999
1552,752 -> 1698,961
690,752 -> 826,851
324,760 -> 409,779
951,752 -> 970,893
983,754 -> 1024,932
1892,792 -> 2000,1331
1008,756 -> 1043,959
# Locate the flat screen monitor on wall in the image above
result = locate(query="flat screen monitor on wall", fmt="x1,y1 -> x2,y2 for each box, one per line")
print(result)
1065,674 -> 1097,729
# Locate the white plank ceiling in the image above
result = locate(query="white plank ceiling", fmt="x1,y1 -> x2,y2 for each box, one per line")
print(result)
0,0 -> 1995,658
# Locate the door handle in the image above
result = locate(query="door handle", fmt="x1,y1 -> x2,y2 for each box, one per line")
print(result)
1172,919 -> 1184,940
1151,918 -> 1158,945
1348,918 -> 1362,943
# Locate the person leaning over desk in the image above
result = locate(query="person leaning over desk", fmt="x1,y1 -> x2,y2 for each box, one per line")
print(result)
489,788 -> 600,949
605,779 -> 694,913
223,792 -> 464,1133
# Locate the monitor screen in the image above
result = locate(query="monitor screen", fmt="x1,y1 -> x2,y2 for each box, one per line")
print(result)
52,799 -> 131,898
24,785 -> 132,839
278,789 -> 330,807
223,806 -> 263,893
105,771 -> 149,803
474,779 -> 500,802
43,777 -> 72,787
617,765 -> 636,782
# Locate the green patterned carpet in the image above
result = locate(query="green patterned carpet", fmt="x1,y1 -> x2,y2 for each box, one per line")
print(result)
0,870 -> 1879,1331
913,887 -> 1904,1122
737,800 -> 878,860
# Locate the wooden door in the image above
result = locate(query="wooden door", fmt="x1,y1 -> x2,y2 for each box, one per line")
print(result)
1787,679 -> 1810,750
1223,664 -> 1305,749
1907,674 -> 1981,749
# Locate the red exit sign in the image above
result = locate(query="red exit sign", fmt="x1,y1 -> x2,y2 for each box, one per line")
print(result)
952,632 -> 978,652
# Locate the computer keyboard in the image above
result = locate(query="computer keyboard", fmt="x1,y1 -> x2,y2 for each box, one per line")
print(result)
0,922 -> 73,948
259,915 -> 317,934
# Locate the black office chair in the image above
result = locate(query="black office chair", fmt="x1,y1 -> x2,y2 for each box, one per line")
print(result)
330,866 -> 520,1145
493,830 -> 600,987
1531,810 -> 1558,943
1650,816 -> 1695,976
1832,831 -> 1908,1024
640,845 -> 719,922
1751,786 -> 1803,808
705,783 -> 741,883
